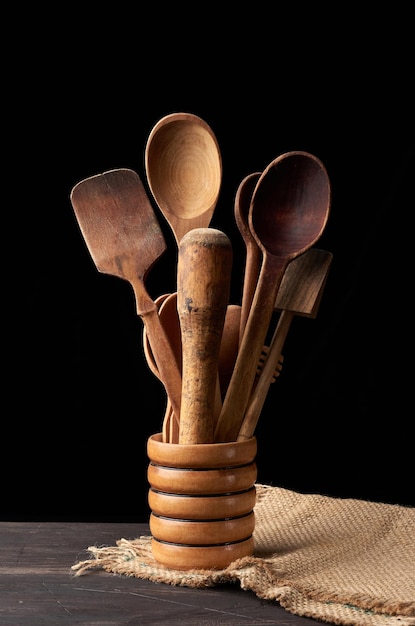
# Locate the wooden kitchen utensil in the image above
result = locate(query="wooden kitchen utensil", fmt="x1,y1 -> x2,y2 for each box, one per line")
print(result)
219,249 -> 332,418
144,113 -> 222,439
214,152 -> 331,442
177,228 -> 232,444
70,168 -> 182,422
237,248 -> 333,440
142,293 -> 180,443
145,112 -> 222,247
234,171 -> 262,346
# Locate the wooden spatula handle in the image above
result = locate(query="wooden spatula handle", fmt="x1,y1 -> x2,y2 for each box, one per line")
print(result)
177,228 -> 232,444
238,248 -> 333,440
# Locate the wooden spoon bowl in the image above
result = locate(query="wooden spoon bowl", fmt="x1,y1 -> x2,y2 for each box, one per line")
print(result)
145,112 -> 222,246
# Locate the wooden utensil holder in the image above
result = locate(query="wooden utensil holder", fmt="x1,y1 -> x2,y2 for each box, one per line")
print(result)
147,433 -> 257,570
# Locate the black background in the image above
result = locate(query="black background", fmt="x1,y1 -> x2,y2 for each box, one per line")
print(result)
7,11 -> 413,521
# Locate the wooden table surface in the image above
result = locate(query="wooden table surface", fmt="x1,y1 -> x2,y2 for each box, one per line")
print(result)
1,521 -> 329,625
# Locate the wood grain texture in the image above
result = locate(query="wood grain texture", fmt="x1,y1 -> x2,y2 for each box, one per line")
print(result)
70,168 -> 183,420
145,112 -> 222,247
0,521 -> 321,624
177,228 -> 232,444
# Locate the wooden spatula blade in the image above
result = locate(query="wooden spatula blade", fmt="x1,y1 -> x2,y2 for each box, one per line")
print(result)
70,168 -> 166,282
274,248 -> 333,318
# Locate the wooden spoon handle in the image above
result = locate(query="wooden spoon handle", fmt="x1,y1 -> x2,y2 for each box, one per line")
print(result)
234,172 -> 262,347
139,305 -> 182,422
214,254 -> 287,442
177,228 -> 232,444
239,240 -> 262,346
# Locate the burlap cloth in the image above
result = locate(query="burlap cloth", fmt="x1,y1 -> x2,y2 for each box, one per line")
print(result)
72,484 -> 415,625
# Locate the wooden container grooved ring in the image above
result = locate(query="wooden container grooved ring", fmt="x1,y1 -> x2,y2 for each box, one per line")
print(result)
147,433 -> 257,570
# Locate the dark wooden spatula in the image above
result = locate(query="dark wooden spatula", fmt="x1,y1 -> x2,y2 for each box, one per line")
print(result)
70,168 -> 182,422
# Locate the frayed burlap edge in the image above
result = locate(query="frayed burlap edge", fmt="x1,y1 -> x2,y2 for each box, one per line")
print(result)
72,484 -> 415,626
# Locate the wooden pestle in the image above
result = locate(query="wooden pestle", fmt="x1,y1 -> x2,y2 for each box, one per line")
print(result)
177,228 -> 232,444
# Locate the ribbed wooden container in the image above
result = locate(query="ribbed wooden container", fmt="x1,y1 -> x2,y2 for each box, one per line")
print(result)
147,433 -> 257,570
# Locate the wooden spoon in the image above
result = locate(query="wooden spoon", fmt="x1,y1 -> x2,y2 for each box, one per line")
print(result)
234,172 -> 262,346
70,168 -> 182,421
177,228 -> 232,444
145,113 -> 223,440
145,112 -> 222,247
237,248 -> 333,440
214,151 -> 331,442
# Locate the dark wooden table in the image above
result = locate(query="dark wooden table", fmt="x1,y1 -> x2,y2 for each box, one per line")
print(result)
1,521 -> 329,625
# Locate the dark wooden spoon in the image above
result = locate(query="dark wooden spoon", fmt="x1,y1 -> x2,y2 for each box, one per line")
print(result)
70,168 -> 182,420
214,152 -> 331,442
